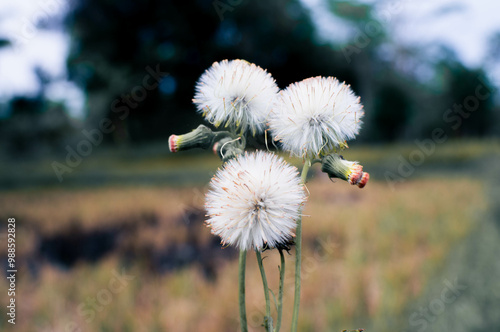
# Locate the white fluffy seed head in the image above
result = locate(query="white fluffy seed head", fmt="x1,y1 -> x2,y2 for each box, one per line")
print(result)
193,59 -> 279,135
205,151 -> 306,251
269,76 -> 364,159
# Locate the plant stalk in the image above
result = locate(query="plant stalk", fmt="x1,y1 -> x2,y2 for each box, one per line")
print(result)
276,249 -> 285,332
239,250 -> 248,332
291,160 -> 311,332
256,250 -> 273,332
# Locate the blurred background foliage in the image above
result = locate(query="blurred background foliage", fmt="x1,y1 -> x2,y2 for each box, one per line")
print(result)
0,0 -> 498,160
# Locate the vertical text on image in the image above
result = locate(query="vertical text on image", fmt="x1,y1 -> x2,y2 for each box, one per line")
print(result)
6,217 -> 17,325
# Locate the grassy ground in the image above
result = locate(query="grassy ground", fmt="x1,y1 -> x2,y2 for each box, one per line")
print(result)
0,139 -> 497,331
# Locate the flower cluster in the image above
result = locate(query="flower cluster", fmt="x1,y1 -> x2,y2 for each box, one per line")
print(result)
170,59 -> 370,250
169,59 -> 371,332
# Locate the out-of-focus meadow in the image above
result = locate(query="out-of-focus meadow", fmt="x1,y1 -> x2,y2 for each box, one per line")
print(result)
1,139 -> 499,331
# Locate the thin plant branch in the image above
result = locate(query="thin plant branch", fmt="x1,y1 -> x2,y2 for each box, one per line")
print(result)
276,249 -> 286,332
291,160 -> 311,332
256,250 -> 274,332
239,250 -> 248,332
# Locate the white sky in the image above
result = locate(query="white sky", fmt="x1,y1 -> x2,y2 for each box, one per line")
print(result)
0,0 -> 85,118
302,0 -> 500,70
0,0 -> 499,119
388,0 -> 500,68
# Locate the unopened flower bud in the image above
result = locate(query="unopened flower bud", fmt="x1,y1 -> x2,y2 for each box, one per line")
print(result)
168,124 -> 214,153
357,172 -> 369,188
213,137 -> 244,162
321,153 -> 369,188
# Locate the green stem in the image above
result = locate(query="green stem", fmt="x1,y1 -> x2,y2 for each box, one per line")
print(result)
276,249 -> 285,332
300,159 -> 311,184
291,160 -> 311,332
256,250 -> 273,332
239,250 -> 248,332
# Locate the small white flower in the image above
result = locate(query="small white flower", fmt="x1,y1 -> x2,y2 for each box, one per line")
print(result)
269,76 -> 364,159
205,151 -> 306,251
193,59 -> 279,135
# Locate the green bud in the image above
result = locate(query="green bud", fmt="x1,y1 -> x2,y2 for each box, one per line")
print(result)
321,153 -> 369,188
169,124 -> 215,152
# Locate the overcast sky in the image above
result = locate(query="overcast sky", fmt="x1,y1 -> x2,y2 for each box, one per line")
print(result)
0,0 -> 499,118
0,0 -> 84,118
302,0 -> 500,67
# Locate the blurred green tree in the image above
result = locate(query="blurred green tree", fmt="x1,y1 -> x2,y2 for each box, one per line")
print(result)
2,0 -> 498,159
65,0 -> 358,144
442,63 -> 494,137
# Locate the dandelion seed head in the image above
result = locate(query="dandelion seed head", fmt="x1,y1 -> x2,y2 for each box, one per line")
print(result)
269,76 -> 364,158
193,59 -> 279,135
205,151 -> 306,251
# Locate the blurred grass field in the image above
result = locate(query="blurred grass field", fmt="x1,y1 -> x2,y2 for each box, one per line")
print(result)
0,139 -> 499,331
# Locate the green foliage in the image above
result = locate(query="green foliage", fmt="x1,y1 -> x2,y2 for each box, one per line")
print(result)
1,0 -> 498,160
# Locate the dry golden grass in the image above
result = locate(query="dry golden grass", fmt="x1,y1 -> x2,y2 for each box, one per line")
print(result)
0,186 -> 201,233
0,171 -> 487,331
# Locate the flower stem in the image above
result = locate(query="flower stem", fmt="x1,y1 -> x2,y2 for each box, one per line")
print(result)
300,159 -> 311,184
256,250 -> 273,332
276,249 -> 285,332
239,250 -> 248,332
291,160 -> 311,332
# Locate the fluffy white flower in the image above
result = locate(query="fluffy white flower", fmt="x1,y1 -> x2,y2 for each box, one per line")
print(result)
193,59 -> 279,135
269,76 -> 364,159
205,151 -> 306,251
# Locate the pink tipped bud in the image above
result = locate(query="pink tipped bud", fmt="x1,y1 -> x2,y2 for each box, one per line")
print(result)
168,125 -> 215,153
169,135 -> 179,153
357,172 -> 369,188
321,153 -> 369,188
347,164 -> 363,185
212,141 -> 220,155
